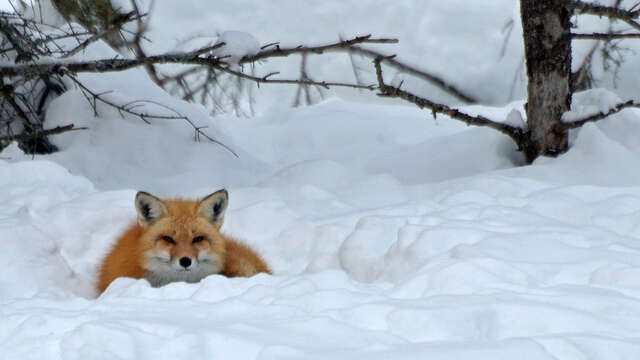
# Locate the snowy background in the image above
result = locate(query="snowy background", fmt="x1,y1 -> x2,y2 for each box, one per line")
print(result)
3,1 -> 640,359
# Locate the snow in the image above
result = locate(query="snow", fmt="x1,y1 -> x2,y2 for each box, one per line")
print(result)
214,31 -> 260,63
562,88 -> 634,124
5,90 -> 640,358
3,1 -> 640,360
504,108 -> 525,129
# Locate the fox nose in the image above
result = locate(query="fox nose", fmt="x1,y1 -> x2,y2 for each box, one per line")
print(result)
179,257 -> 192,268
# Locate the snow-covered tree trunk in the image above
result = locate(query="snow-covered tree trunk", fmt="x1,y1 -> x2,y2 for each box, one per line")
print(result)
520,0 -> 572,163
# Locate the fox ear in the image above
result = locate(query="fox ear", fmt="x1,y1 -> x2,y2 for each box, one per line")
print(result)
135,191 -> 168,227
197,189 -> 228,228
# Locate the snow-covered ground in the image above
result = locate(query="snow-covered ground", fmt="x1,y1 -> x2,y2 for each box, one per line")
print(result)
4,1 -> 640,359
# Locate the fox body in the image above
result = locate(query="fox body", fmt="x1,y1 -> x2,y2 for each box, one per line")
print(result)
97,189 -> 270,294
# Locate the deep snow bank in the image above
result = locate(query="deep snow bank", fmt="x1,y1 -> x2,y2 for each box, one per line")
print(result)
3,89 -> 640,358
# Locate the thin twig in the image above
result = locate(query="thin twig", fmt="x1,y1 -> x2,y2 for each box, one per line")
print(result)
238,34 -> 398,64
0,123 -> 86,142
572,41 -> 598,91
62,11 -> 142,58
212,63 -> 375,90
127,1 -> 164,86
572,32 -> 640,39
0,83 -> 36,131
66,75 -> 239,157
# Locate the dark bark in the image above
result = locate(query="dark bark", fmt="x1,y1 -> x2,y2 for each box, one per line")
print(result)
520,0 -> 572,163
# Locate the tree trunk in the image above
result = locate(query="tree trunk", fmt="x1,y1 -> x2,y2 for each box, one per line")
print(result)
520,0 -> 572,163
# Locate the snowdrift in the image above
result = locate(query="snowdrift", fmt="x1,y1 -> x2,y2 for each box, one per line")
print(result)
3,91 -> 640,359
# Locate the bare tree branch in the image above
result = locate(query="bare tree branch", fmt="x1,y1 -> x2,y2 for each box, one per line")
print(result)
0,41 -> 376,91
350,46 -> 478,103
561,99 -> 640,129
343,39 -> 365,91
0,83 -> 38,131
62,10 -> 142,58
127,0 -> 163,86
565,0 -> 640,31
572,42 -> 598,91
0,42 -> 228,78
159,35 -> 398,114
238,34 -> 398,64
212,62 -> 375,90
66,75 -> 239,157
0,123 -> 86,143
0,15 -> 39,61
373,56 -> 524,141
572,32 -> 640,39
239,35 -> 478,103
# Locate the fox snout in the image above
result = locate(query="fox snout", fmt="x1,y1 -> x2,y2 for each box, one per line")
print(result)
168,255 -> 198,271
178,257 -> 192,269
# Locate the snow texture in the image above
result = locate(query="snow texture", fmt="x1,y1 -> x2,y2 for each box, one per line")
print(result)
3,1 -> 640,360
213,31 -> 260,63
505,108 -> 525,129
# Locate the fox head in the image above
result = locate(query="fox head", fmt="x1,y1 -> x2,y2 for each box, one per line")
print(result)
134,189 -> 229,287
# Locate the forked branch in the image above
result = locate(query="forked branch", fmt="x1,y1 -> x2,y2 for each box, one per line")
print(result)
373,56 -> 524,142
66,75 -> 239,157
565,0 -> 640,31
235,34 -> 476,103
351,47 -> 477,103
0,41 -> 376,91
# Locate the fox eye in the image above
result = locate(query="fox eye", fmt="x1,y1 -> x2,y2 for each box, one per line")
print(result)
161,236 -> 175,244
192,236 -> 205,244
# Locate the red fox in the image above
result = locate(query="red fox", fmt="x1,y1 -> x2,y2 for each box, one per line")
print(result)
97,189 -> 270,294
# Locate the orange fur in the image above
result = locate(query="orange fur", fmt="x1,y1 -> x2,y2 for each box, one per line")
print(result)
97,195 -> 270,294
222,239 -> 271,277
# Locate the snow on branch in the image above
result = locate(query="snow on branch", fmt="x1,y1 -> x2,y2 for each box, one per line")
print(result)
372,56 -> 525,141
0,42 -> 228,78
561,99 -> 640,129
1,4 -> 475,154
158,34 -> 399,116
0,37 -> 380,91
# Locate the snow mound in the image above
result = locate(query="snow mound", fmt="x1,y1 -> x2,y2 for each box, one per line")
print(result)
4,135 -> 640,359
5,83 -> 640,358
